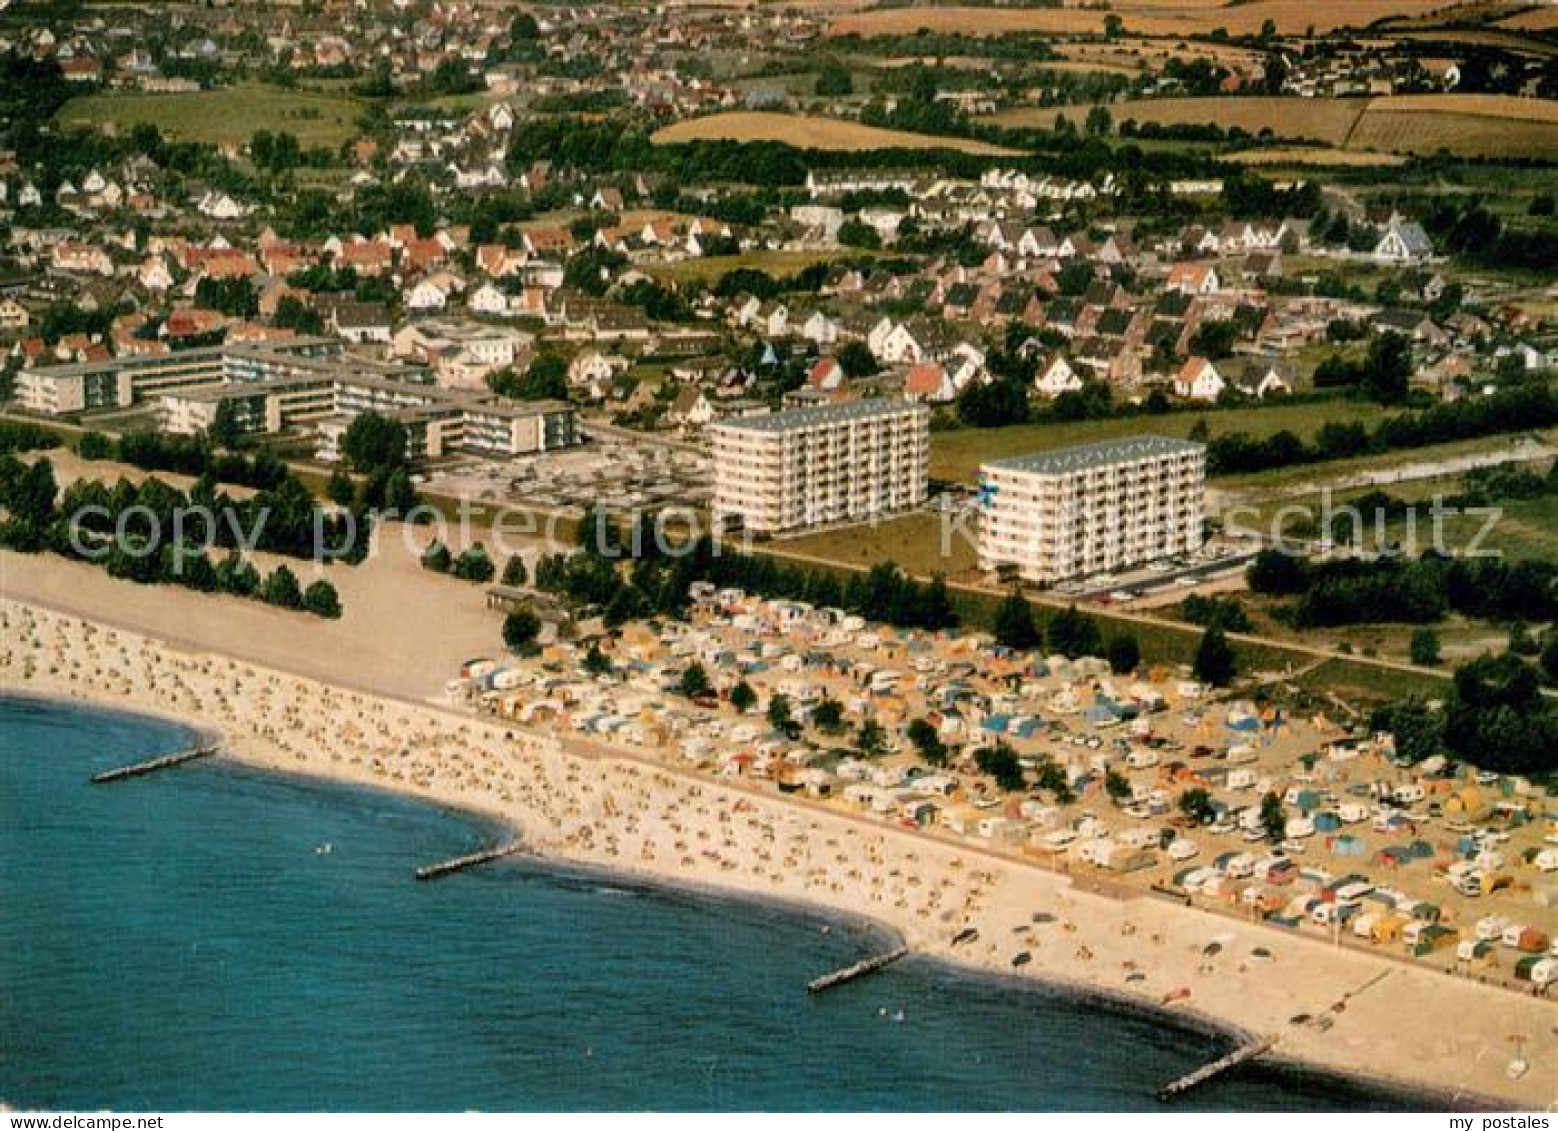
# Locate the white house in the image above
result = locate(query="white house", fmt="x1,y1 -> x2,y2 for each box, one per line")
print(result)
407,279 -> 451,311
1175,356 -> 1225,401
798,310 -> 840,347
668,386 -> 716,427
1034,354 -> 1082,396
469,282 -> 512,317
1237,363 -> 1293,400
569,349 -> 628,387
1373,220 -> 1434,264
196,191 -> 248,220
867,318 -> 923,365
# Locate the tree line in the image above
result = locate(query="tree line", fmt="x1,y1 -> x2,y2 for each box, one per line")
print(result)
1248,548 -> 1558,628
0,457 -> 343,619
1207,381 -> 1558,476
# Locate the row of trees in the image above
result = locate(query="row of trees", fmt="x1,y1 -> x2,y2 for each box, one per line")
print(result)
1248,549 -> 1558,628
537,522 -> 963,634
1207,381 -> 1558,477
83,430 -> 291,491
0,457 -> 341,619
421,539 -> 497,583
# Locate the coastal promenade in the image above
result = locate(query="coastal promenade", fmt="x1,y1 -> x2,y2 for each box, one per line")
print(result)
1,575 -> 1552,1108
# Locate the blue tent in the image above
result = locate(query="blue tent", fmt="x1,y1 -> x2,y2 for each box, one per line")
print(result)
982,714 -> 1011,734
1315,812 -> 1341,833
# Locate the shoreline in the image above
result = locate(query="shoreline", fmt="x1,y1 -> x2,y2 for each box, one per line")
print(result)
4,689 -> 1491,1113
0,597 -> 1546,1110
6,687 -> 1450,1112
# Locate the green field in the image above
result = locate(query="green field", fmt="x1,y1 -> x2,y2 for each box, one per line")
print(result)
779,511 -> 978,580
57,83 -> 365,147
930,399 -> 1387,483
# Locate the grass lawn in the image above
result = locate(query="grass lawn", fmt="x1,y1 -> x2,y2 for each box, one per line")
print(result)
1293,657 -> 1449,707
930,399 -> 1387,484
778,510 -> 978,580
56,83 -> 365,148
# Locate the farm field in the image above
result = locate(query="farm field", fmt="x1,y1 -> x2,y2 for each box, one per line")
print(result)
1497,4 -> 1558,30
1348,94 -> 1558,159
929,400 -> 1390,484
828,1 -> 1452,39
650,111 -> 1020,154
993,93 -> 1557,161
1225,147 -> 1406,167
995,96 -> 1368,145
56,83 -> 365,148
1392,26 -> 1558,56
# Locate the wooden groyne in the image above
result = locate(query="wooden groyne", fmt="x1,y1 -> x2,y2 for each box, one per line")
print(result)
414,842 -> 523,882
807,946 -> 908,994
91,744 -> 218,784
1158,1037 -> 1275,1100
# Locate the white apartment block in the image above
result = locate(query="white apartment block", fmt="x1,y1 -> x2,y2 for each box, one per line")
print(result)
978,436 -> 1205,585
710,397 -> 929,535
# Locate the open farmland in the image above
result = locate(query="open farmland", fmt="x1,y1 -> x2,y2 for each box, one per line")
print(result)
1225,147 -> 1407,167
650,111 -> 1021,154
1348,94 -> 1558,159
996,96 -> 1368,145
56,83 -> 364,148
1389,26 -> 1558,56
829,1 -> 1454,39
1496,4 -> 1558,31
1055,38 -> 1264,74
992,93 -> 1558,160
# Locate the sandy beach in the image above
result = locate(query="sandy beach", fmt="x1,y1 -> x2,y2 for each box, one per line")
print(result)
1,582 -> 1552,1109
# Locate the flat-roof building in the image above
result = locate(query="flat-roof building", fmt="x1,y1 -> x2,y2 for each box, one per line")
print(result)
710,397 -> 928,535
977,435 -> 1205,585
21,338 -> 578,464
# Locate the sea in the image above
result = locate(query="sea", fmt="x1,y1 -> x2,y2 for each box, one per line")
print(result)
0,696 -> 1423,1112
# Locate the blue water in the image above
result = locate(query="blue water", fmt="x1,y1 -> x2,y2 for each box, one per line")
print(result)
0,696 -> 1422,1111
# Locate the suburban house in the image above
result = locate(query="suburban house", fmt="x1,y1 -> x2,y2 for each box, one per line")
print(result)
1175,356 -> 1226,401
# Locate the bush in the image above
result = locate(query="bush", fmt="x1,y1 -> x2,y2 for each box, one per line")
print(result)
452,543 -> 495,583
76,431 -> 113,460
503,607 -> 542,652
1192,627 -> 1237,687
1409,627 -> 1441,666
261,565 -> 304,609
421,540 -> 452,573
303,579 -> 342,619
